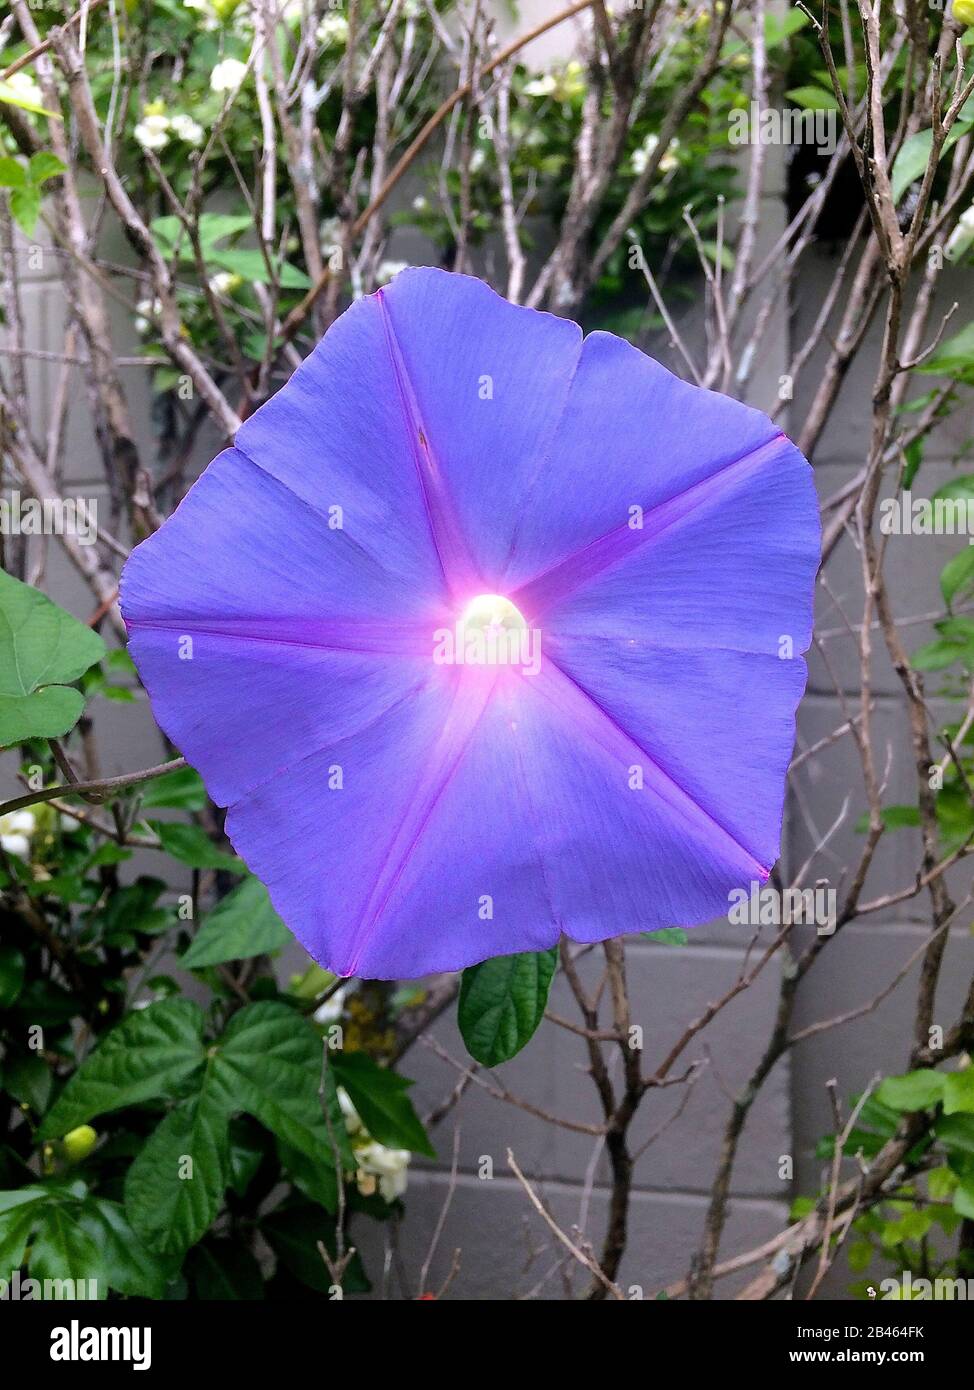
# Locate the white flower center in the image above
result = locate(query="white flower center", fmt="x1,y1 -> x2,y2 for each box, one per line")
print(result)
459,593 -> 526,635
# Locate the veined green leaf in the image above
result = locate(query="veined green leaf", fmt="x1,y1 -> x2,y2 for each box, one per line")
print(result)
458,947 -> 558,1067
0,569 -> 106,748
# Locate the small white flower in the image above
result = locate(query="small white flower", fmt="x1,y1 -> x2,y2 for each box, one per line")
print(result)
317,13 -> 349,47
631,133 -> 660,175
376,259 -> 408,286
134,113 -> 171,151
210,57 -> 248,94
470,147 -> 486,174
355,1140 -> 410,1202
411,195 -> 429,213
659,138 -> 681,174
946,202 -> 974,260
319,215 -> 342,255
523,73 -> 556,98
313,984 -> 347,1026
170,113 -> 204,146
1,809 -> 36,859
135,297 -> 162,335
336,1086 -> 364,1136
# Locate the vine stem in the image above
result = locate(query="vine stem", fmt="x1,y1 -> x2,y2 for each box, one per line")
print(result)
0,756 -> 186,818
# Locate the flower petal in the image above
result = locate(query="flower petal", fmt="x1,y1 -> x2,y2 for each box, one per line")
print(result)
226,662 -> 773,979
504,331 -> 816,652
376,267 -> 583,589
542,637 -> 807,872
234,291 -> 458,604
528,425 -> 818,656
121,447 -> 443,806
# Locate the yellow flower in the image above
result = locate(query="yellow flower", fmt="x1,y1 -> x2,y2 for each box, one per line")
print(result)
953,0 -> 974,23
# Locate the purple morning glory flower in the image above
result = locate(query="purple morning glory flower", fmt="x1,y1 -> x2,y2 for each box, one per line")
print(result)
121,268 -> 819,980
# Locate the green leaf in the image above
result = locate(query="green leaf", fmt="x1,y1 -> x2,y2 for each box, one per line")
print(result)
0,944 -> 26,1006
105,647 -> 137,674
458,947 -> 558,1067
891,122 -> 970,206
937,782 -> 974,852
892,130 -> 933,205
206,247 -> 312,288
214,1002 -> 347,1162
124,1093 -> 229,1257
936,1113 -> 974,1156
98,683 -> 136,703
785,85 -> 841,111
28,151 -> 65,185
150,820 -> 245,872
934,616 -> 974,645
319,1052 -> 356,1172
854,804 -> 921,833
272,1053 -> 349,1209
29,1197 -> 108,1297
226,1118 -> 265,1198
330,1050 -> 434,1157
9,184 -> 42,236
641,927 -> 689,946
180,875 -> 290,969
0,155 -> 26,187
927,1165 -> 957,1200
932,476 -> 974,503
29,1211 -> 105,1295
722,7 -> 807,60
902,438 -> 923,489
0,1182 -> 64,1216
0,570 -> 106,747
38,998 -> 206,1139
878,805 -> 921,828
943,1068 -> 974,1116
76,1197 -> 178,1298
0,1201 -> 39,1272
701,240 -> 734,271
197,213 -> 254,246
263,1200 -> 369,1294
139,765 -> 207,811
149,214 -> 183,255
122,1004 -> 361,1257
766,8 -> 809,45
847,1239 -> 873,1273
916,319 -> 974,380
275,1136 -> 338,1212
0,80 -> 61,118
187,1237 -> 264,1299
876,1069 -> 946,1112
941,546 -> 974,608
954,1180 -> 974,1220
4,1051 -> 53,1113
912,638 -> 971,672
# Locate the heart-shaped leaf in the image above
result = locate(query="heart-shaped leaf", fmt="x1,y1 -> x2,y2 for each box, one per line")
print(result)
0,569 -> 105,748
